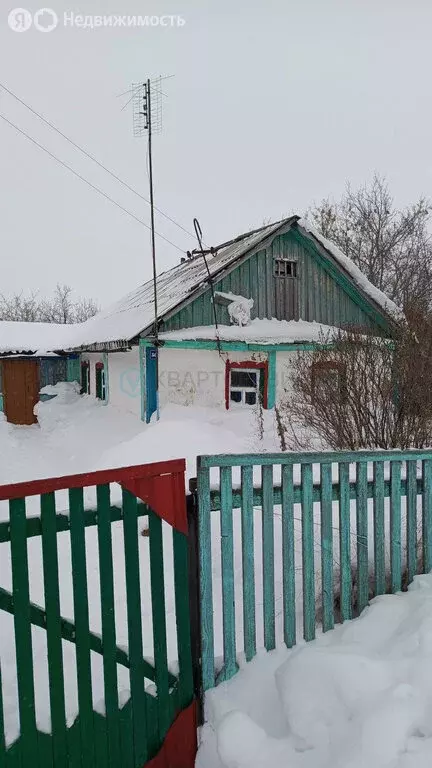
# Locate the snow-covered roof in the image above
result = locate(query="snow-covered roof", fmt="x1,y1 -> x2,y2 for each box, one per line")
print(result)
67,218 -> 299,349
65,215 -> 401,350
0,321 -> 79,355
298,220 -> 404,322
159,319 -> 338,345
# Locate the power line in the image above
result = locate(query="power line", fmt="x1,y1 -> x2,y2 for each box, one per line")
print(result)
0,112 -> 184,253
0,81 -> 196,242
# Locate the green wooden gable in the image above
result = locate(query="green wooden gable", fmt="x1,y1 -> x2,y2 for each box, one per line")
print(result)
160,227 -> 393,336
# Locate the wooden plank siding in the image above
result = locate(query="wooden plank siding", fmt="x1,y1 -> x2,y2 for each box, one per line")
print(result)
161,230 -> 378,334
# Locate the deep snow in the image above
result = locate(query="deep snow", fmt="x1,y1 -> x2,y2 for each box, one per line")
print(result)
198,574 -> 432,768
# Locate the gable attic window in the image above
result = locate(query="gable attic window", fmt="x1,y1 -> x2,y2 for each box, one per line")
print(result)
274,259 -> 297,278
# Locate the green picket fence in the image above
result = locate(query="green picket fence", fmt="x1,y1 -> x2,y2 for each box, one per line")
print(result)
0,460 -> 196,768
196,449 -> 432,692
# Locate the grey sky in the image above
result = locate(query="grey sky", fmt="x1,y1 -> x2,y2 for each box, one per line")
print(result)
1,0 -> 431,308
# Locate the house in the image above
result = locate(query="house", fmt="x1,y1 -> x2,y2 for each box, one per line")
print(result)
0,322 -> 80,424
65,216 -> 401,421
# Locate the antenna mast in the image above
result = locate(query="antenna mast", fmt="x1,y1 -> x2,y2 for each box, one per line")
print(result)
131,76 -> 164,421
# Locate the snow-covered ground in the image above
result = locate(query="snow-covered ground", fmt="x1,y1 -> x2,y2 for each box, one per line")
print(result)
198,574 -> 432,768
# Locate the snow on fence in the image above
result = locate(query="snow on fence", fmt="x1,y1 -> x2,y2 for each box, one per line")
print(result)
195,450 -> 432,692
0,461 -> 196,768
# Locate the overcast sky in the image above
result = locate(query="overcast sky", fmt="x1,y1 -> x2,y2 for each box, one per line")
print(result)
1,0 -> 431,308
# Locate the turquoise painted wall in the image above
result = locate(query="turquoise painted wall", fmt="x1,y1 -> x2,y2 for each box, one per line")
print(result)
161,230 -> 382,334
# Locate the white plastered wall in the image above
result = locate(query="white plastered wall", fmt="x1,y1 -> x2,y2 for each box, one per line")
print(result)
107,347 -> 141,418
157,347 -> 268,409
275,350 -> 304,404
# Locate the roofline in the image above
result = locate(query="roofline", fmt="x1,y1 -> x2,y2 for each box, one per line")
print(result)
140,216 -> 300,338
293,223 -> 401,334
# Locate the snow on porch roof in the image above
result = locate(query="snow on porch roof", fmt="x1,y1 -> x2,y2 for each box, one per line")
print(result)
66,215 -> 401,350
158,319 -> 339,345
0,321 -> 79,355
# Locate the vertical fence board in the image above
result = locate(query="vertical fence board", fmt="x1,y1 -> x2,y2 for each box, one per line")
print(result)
40,492 -> 68,768
390,461 -> 402,593
406,461 -> 418,585
320,463 -> 334,632
373,462 -> 385,596
301,464 -> 315,641
148,511 -> 170,742
0,662 -> 6,762
423,459 -> 432,573
173,529 -> 194,711
338,463 -> 352,621
96,484 -> 120,768
356,462 -> 369,614
262,465 -> 275,651
69,487 -> 95,768
281,464 -> 296,647
219,466 -> 238,682
122,489 -> 147,765
9,497 -> 39,767
197,465 -> 214,692
240,465 -> 256,661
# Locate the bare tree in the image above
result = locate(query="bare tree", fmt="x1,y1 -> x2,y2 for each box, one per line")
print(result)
308,175 -> 432,315
0,284 -> 99,323
279,324 -> 432,451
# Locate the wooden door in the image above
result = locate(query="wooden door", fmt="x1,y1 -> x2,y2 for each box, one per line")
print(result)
3,359 -> 40,425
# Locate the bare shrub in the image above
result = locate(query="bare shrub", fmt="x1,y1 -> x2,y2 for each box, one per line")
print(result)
280,323 -> 432,451
309,174 -> 432,315
0,283 -> 99,324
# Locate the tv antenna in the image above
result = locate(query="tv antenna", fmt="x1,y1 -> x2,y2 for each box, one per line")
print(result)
126,75 -> 172,421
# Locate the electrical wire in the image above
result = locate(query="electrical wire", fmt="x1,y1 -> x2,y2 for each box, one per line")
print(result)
0,112 -> 184,253
0,81 -> 197,242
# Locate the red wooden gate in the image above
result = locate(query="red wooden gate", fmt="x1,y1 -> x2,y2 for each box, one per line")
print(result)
0,459 -> 197,767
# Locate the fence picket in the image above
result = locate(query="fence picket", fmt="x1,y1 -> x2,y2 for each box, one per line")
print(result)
69,487 -> 95,768
148,511 -> 170,741
423,459 -> 432,573
373,462 -> 385,596
356,462 -> 369,613
240,465 -> 256,661
197,463 -> 214,692
0,661 -> 6,760
219,466 -> 238,682
40,492 -> 68,767
262,465 -> 275,651
320,463 -> 334,632
301,463 -> 315,641
172,529 -> 194,710
338,463 -> 352,621
122,488 -> 148,765
281,464 -> 296,647
9,497 -> 39,767
96,484 -> 120,768
390,461 -> 402,593
406,461 -> 418,584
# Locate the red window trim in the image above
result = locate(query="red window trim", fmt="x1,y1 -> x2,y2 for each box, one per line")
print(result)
95,361 -> 104,370
225,360 -> 268,410
311,360 -> 346,402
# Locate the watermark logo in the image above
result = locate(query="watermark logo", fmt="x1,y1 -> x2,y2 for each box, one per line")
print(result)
34,8 -> 58,32
7,8 -> 185,32
119,368 -> 140,399
8,8 -> 32,31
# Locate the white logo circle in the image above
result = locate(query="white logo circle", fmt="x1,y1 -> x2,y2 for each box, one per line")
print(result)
8,8 -> 32,32
34,7 -> 58,32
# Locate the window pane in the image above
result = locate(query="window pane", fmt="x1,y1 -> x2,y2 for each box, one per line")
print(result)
230,391 -> 242,403
245,391 -> 257,405
231,370 -> 257,388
